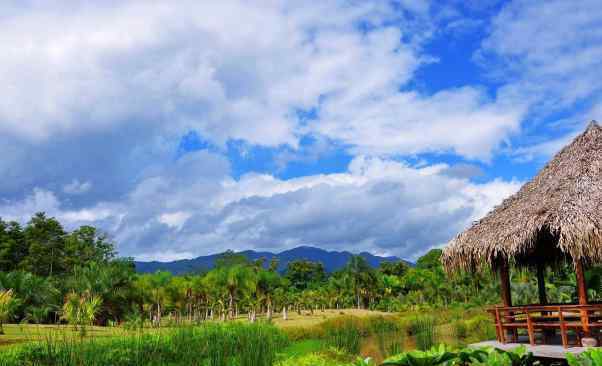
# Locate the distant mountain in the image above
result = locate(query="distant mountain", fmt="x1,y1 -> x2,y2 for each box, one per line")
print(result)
134,246 -> 411,274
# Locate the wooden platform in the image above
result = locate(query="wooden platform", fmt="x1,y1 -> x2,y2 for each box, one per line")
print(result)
470,340 -> 587,359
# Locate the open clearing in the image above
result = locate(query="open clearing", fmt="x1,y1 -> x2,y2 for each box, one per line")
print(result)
0,308 -> 391,348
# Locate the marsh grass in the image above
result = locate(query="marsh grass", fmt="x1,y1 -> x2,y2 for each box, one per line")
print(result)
0,322 -> 287,366
451,319 -> 468,340
410,315 -> 437,351
323,317 -> 363,355
371,316 -> 403,358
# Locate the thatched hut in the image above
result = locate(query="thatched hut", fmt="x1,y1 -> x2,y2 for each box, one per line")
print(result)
442,121 -> 602,347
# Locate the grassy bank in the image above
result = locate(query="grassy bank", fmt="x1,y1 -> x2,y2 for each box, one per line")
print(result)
0,323 -> 288,366
0,308 -> 498,366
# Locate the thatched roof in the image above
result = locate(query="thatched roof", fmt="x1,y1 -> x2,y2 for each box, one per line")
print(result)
442,121 -> 602,272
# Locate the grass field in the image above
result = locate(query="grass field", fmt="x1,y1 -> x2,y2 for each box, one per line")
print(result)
0,309 -> 392,348
0,323 -> 131,347
270,308 -> 392,328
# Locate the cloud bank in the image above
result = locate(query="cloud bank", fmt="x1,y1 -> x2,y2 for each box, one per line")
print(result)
0,0 -> 599,260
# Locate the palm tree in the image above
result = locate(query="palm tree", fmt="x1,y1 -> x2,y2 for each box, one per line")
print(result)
0,290 -> 17,335
206,264 -> 255,320
256,269 -> 281,320
67,261 -> 136,325
148,271 -> 171,326
274,287 -> 293,320
61,291 -> 103,337
0,271 -> 59,323
345,256 -> 373,309
22,305 -> 52,325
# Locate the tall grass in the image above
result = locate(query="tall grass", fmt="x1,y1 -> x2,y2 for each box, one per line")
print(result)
323,317 -> 363,355
371,316 -> 403,358
410,315 -> 437,351
0,322 -> 288,366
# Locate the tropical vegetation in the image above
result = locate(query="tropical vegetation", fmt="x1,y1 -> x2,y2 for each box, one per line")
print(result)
1,213 -> 601,365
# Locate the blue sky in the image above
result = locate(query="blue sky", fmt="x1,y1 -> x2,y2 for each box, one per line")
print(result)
0,0 -> 600,261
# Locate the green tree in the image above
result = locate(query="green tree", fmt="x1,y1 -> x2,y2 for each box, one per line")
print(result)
0,271 -> 59,323
285,260 -> 326,291
66,260 -> 136,324
416,249 -> 443,271
63,226 -> 116,271
61,291 -> 103,336
206,261 -> 256,320
256,269 -> 282,320
379,261 -> 409,277
21,213 -> 66,276
0,220 -> 26,271
148,271 -> 172,326
344,256 -> 375,309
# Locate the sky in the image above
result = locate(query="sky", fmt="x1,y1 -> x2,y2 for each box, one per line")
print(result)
0,0 -> 601,261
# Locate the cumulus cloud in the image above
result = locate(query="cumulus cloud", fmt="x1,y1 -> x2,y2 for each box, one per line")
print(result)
0,1 -> 524,180
0,188 -> 117,227
3,0 -> 597,261
0,154 -> 521,261
479,0 -> 602,114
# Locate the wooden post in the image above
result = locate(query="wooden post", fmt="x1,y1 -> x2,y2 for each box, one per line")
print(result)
499,258 -> 515,341
499,259 -> 512,307
575,258 -> 588,305
575,258 -> 590,338
536,263 -> 547,305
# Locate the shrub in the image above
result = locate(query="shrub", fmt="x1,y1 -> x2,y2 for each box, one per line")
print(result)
382,345 -> 536,366
452,320 -> 468,339
465,315 -> 496,342
567,348 -> 602,366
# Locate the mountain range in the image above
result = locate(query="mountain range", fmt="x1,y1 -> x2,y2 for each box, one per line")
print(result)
134,246 -> 410,274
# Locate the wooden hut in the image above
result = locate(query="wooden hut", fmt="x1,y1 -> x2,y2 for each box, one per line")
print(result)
441,121 -> 602,348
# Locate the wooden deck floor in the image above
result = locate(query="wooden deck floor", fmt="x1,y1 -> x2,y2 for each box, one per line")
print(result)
470,340 -> 587,359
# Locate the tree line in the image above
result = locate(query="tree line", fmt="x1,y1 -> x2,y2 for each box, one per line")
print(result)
1,212 -> 597,331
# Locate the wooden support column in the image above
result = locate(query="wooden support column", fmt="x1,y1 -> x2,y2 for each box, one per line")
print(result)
575,258 -> 588,305
536,263 -> 547,305
575,258 -> 590,338
499,258 -> 515,342
499,258 -> 512,307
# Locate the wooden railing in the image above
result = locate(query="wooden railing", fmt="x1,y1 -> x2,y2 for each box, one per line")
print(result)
487,304 -> 602,348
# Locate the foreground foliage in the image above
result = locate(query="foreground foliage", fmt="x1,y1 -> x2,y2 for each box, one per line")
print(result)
382,345 -> 539,366
567,348 -> 602,366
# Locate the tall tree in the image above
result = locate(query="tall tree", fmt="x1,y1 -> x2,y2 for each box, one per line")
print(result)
344,256 -> 375,309
256,269 -> 282,320
22,213 -> 66,276
285,260 -> 326,291
63,226 -> 116,271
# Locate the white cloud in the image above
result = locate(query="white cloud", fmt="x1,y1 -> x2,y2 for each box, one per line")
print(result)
0,0 -> 527,167
159,212 -> 192,231
4,0 -> 598,261
480,0 -> 602,113
63,179 -> 92,195
315,86 -> 525,160
0,154 -> 521,260
0,188 -> 117,227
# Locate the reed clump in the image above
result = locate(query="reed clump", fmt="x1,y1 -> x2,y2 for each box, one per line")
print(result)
409,315 -> 437,351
